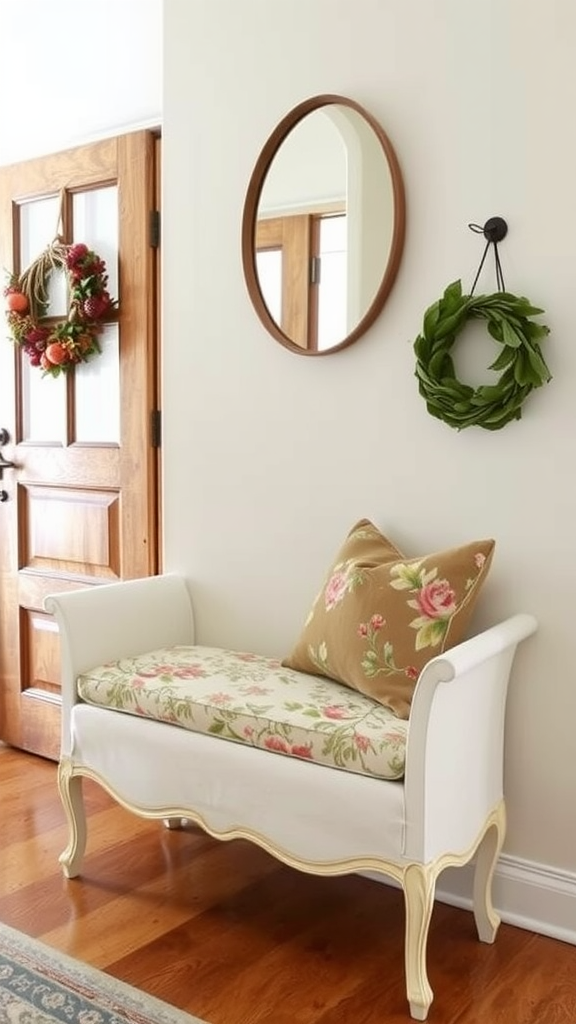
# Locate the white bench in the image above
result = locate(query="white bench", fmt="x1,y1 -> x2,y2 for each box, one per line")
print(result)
45,573 -> 537,1020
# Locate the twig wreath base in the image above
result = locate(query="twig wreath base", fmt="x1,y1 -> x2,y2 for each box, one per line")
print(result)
413,279 -> 552,431
4,239 -> 115,379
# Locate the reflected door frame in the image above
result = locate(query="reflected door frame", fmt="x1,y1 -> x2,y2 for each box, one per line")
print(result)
255,205 -> 346,352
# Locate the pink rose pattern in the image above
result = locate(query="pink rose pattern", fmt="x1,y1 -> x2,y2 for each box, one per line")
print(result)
324,570 -> 350,610
77,644 -> 408,780
356,551 -> 487,682
324,559 -> 364,611
415,580 -> 456,619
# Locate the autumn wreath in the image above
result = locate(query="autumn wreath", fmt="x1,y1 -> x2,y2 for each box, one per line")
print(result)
413,279 -> 552,430
4,239 -> 115,378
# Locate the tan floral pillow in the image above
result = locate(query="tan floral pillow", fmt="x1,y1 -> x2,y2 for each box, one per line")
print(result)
282,518 -> 495,719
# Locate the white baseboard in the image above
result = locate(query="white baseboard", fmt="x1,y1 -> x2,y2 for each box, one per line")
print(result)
363,855 -> 576,945
437,854 -> 576,945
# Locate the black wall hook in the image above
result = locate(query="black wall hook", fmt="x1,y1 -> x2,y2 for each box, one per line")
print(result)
482,216 -> 508,243
468,217 -> 508,243
468,217 -> 508,294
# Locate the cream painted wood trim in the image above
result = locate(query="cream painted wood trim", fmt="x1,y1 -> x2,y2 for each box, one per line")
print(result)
403,802 -> 505,1020
58,759 -> 505,1021
57,759 -> 88,879
58,758 -> 408,881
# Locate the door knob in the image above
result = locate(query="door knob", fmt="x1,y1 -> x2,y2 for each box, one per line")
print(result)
0,427 -> 15,480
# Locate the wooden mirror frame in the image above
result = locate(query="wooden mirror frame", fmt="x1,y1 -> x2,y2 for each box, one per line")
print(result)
241,94 -> 406,356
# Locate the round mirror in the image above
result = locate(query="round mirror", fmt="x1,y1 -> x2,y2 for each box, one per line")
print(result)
242,94 -> 406,356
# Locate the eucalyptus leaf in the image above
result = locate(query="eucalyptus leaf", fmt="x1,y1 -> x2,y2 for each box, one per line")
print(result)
438,379 -> 474,399
476,382 -> 514,401
512,351 -> 536,387
525,321 -> 551,342
500,319 -> 523,349
488,345 -> 516,371
509,299 -> 545,317
423,302 -> 441,342
434,307 -> 468,341
525,343 -> 552,383
442,279 -> 463,304
429,351 -> 450,377
486,320 -> 504,343
414,334 -> 431,360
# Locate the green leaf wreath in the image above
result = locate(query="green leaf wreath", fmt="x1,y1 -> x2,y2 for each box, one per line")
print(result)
413,280 -> 552,430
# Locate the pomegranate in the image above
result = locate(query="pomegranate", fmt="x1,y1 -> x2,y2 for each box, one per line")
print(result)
45,342 -> 68,365
5,291 -> 28,313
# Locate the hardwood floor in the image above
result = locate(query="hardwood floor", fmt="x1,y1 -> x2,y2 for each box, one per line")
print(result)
1,743 -> 575,1023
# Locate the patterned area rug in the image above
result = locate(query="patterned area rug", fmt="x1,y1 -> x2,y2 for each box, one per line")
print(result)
0,921 -> 205,1024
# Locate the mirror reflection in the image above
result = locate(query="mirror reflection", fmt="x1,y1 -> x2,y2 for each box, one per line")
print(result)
242,95 -> 406,356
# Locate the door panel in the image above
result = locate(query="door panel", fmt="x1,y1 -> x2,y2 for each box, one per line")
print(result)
22,484 -> 120,577
0,131 -> 160,760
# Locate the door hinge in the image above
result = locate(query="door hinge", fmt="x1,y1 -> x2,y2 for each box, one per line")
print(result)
151,409 -> 162,448
310,255 -> 321,285
149,210 -> 161,248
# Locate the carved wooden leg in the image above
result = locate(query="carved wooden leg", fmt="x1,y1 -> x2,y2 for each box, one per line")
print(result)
403,862 -> 438,1021
57,758 -> 87,879
473,801 -> 506,943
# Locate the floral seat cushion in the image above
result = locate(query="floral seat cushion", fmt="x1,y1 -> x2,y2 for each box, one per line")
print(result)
76,645 -> 408,780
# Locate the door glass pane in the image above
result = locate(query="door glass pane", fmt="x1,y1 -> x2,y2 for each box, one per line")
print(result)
75,325 -> 120,443
256,249 -> 282,323
72,187 -> 120,443
72,187 -> 119,298
20,195 -> 67,315
20,196 -> 67,441
20,194 -> 59,265
22,361 -> 67,443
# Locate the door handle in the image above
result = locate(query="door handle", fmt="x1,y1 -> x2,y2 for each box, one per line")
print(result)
0,428 -> 16,480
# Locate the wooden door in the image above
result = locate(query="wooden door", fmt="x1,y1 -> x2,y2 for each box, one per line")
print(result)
0,131 -> 160,760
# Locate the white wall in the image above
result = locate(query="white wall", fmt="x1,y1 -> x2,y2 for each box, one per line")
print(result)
1,0 -> 574,924
162,0 -> 576,883
0,0 -> 162,163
